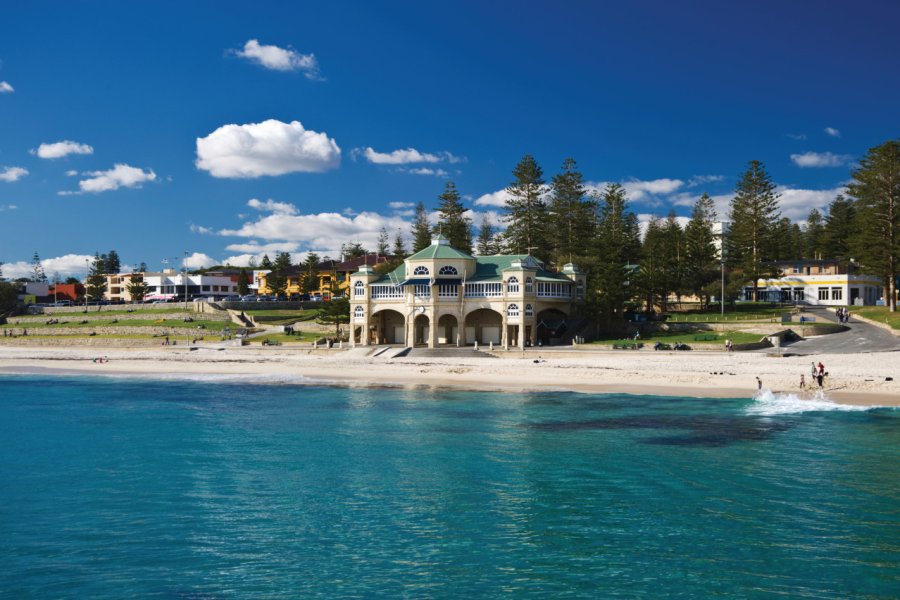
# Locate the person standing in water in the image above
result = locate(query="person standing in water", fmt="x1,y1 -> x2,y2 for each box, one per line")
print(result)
800,374 -> 806,389
756,376 -> 762,391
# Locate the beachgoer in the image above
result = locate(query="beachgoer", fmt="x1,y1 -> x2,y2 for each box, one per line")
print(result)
818,362 -> 825,376
800,374 -> 805,389
817,372 -> 824,388
811,362 -> 817,379
756,376 -> 762,390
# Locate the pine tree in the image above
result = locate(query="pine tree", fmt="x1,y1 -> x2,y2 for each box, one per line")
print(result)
637,216 -> 666,311
433,181 -> 472,252
475,214 -> 499,255
340,242 -> 366,260
391,230 -> 407,261
726,160 -> 781,301
268,252 -> 292,297
847,140 -> 900,311
376,227 -> 390,256
86,252 -> 108,304
547,158 -> 594,266
804,209 -> 825,259
503,154 -> 549,257
822,195 -> 857,260
301,252 -> 320,295
260,254 -> 273,269
126,272 -> 149,302
411,202 -> 431,253
31,252 -> 47,283
138,262 -> 148,273
660,212 -> 685,309
592,184 -> 641,330
105,250 -> 121,274
237,269 -> 251,296
683,193 -> 720,308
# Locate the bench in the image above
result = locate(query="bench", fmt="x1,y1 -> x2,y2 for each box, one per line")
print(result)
693,334 -> 718,341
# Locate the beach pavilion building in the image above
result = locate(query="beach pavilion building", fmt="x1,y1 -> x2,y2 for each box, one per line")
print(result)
350,234 -> 586,349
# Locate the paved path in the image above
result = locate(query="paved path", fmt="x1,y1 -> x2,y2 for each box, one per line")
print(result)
781,307 -> 900,355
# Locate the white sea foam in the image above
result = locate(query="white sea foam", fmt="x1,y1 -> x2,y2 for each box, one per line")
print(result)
100,371 -> 320,386
745,389 -> 885,416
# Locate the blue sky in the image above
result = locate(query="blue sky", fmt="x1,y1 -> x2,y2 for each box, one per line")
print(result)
1,0 -> 898,278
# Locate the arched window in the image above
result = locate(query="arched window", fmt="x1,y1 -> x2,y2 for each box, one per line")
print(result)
354,306 -> 364,319
413,266 -> 430,276
507,303 -> 519,317
507,276 -> 520,293
438,265 -> 458,275
525,277 -> 534,292
525,304 -> 534,316
354,281 -> 365,297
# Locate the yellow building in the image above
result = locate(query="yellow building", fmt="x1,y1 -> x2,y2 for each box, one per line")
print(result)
256,255 -> 395,299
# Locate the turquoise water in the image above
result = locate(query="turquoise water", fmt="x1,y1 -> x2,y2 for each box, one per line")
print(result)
1,375 -> 898,598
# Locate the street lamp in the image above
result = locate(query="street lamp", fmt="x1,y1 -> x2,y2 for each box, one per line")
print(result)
84,258 -> 90,312
183,251 -> 189,311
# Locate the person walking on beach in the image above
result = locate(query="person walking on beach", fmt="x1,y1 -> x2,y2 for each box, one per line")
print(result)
811,361 -> 817,379
800,374 -> 805,389
756,376 -> 762,391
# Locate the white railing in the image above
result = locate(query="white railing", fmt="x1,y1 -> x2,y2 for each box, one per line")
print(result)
437,284 -> 458,298
465,282 -> 503,297
371,284 -> 404,299
537,282 -> 572,298
414,284 -> 431,299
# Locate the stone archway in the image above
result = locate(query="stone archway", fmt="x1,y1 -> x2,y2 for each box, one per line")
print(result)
536,308 -> 569,345
464,308 -> 503,345
413,313 -> 430,347
372,309 -> 406,345
437,314 -> 459,346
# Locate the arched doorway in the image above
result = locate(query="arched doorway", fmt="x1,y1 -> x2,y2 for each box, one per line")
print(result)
414,313 -> 430,347
464,308 -> 502,345
437,314 -> 459,346
373,309 -> 406,345
536,308 -> 568,346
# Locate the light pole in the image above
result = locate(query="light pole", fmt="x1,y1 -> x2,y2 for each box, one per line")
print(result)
84,258 -> 90,312
183,251 -> 189,311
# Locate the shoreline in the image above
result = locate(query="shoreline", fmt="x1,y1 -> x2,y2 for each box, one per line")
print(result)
1,345 -> 898,407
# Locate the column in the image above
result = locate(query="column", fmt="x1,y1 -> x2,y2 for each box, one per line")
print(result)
428,312 -> 438,349
501,312 -> 508,348
406,313 -> 415,347
518,321 -> 526,348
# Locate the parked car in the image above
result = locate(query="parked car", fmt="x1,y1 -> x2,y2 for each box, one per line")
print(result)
221,295 -> 240,301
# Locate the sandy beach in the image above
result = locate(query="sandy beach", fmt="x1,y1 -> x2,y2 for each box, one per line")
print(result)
1,345 -> 898,407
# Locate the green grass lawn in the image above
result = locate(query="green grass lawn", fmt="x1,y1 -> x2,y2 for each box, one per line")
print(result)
251,331 -> 323,345
854,306 -> 900,330
666,305 -> 787,323
2,319 -> 231,331
244,309 -> 321,325
590,330 -> 764,345
44,307 -> 196,317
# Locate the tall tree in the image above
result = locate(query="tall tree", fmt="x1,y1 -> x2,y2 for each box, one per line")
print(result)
660,211 -> 686,309
316,297 -> 350,338
391,230 -> 407,262
547,158 -> 594,267
848,140 -> 900,311
237,269 -> 251,296
592,183 -> 641,330
138,261 -> 148,273
475,214 -> 499,256
340,242 -> 366,260
105,250 -> 121,274
503,154 -> 549,257
376,227 -> 390,257
411,202 -> 432,253
301,252 -> 320,295
804,209 -> 825,259
822,195 -> 857,260
637,216 -> 666,311
86,252 -> 108,304
433,181 -> 472,252
260,254 -> 273,269
683,193 -> 720,308
267,252 -> 292,297
726,160 -> 781,301
126,272 -> 149,302
31,252 -> 47,283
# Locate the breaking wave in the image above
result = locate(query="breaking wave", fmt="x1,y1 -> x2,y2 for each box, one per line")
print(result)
745,389 -> 887,416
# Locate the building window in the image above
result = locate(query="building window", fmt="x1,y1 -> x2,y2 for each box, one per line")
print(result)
354,281 -> 365,297
507,303 -> 519,317
414,284 -> 431,298
507,276 -> 520,293
370,285 -> 403,299
576,280 -> 584,299
537,282 -> 571,298
525,277 -> 533,293
818,287 -> 828,301
354,306 -> 364,319
525,304 -> 533,316
831,287 -> 842,301
438,265 -> 458,275
202,285 -> 210,291
413,266 -> 430,276
793,288 -> 804,302
465,282 -> 503,297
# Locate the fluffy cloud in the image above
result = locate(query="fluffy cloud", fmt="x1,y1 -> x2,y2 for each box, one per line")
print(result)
790,151 -> 853,168
64,163 -> 156,194
474,189 -> 513,207
670,186 -> 846,222
824,127 -> 841,138
0,204 -> 17,211
190,224 -> 214,235
359,147 -> 462,165
0,81 -> 13,94
195,119 -> 340,178
1,253 -> 95,279
33,140 -> 94,159
233,39 -> 321,79
786,133 -> 807,141
183,252 -> 217,269
0,166 -> 28,182
388,201 -> 414,209
686,175 -> 725,187
224,241 -> 300,254
403,167 -> 448,177
247,198 -> 298,215
65,169 -> 79,176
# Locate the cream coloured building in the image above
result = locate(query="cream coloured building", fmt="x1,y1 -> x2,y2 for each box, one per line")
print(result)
350,235 -> 586,348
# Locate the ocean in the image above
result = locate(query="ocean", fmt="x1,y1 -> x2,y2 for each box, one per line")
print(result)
1,374 -> 897,598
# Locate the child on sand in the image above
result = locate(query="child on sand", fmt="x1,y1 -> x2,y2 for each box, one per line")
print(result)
800,374 -> 805,389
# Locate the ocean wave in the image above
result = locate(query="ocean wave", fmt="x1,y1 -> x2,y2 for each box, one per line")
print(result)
746,389 -> 886,416
93,371 -> 322,386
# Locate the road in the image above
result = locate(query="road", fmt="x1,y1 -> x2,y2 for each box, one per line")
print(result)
781,307 -> 900,355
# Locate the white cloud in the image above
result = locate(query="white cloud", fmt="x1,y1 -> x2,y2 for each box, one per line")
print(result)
360,147 -> 462,165
247,198 -> 298,215
621,178 -> 684,200
1,253 -> 94,279
33,140 -> 94,159
0,81 -> 13,93
224,241 -> 300,254
790,151 -> 853,168
0,204 -> 17,211
403,167 -> 448,177
786,133 -> 807,141
824,127 -> 841,138
183,252 -> 217,269
775,185 -> 845,221
190,224 -> 214,235
388,201 -> 414,209
0,166 -> 28,182
195,119 -> 340,178
636,213 -> 691,239
65,169 -> 79,176
65,163 -> 156,193
474,189 -> 513,207
686,175 -> 725,188
233,39 -> 321,79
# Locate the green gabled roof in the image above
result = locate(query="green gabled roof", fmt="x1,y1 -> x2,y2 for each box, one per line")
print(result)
406,243 -> 475,261
373,263 -> 405,285
372,254 -> 575,284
